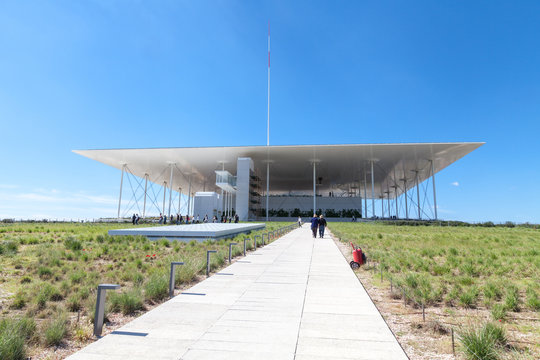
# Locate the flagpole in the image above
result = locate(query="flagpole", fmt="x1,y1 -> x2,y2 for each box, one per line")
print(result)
265,21 -> 270,222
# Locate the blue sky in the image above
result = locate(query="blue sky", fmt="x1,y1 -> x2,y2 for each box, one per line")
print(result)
0,1 -> 539,223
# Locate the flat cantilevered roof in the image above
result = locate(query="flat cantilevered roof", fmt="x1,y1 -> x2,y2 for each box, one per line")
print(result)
73,142 -> 483,199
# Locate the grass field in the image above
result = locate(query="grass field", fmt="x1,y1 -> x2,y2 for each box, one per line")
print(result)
331,222 -> 540,359
0,221 -> 288,360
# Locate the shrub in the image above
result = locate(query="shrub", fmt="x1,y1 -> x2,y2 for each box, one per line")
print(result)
144,274 -> 169,302
64,236 -> 82,251
10,290 -> 27,310
483,282 -> 502,302
43,316 -> 67,347
458,322 -> 505,360
504,285 -> 520,312
0,323 -> 25,360
525,286 -> 540,311
37,266 -> 53,279
159,239 -> 170,248
483,322 -> 507,347
67,294 -> 81,312
109,289 -> 144,315
35,283 -> 62,308
131,272 -> 144,285
490,304 -> 507,321
69,270 -> 85,284
459,287 -> 479,308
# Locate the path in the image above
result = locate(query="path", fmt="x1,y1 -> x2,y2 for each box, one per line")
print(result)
67,225 -> 408,360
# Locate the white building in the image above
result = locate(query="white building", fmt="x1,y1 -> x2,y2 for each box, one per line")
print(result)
74,142 -> 483,221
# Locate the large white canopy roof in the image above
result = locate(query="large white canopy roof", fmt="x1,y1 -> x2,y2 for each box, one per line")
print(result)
74,142 -> 483,199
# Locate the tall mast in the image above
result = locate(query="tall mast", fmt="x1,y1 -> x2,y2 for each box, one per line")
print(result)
267,21 -> 270,146
265,21 -> 270,221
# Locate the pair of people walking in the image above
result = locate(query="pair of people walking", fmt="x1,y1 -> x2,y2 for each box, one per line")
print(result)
310,214 -> 327,238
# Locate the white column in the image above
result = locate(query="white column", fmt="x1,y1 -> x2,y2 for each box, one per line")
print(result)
187,176 -> 192,216
266,162 -> 269,221
403,178 -> 409,219
392,185 -> 399,218
162,182 -> 167,215
415,170 -> 421,219
313,162 -> 317,214
225,191 -> 229,217
117,164 -> 126,220
168,164 -> 174,217
370,161 -> 375,218
178,187 -> 182,215
387,189 -> 391,218
142,174 -> 148,219
363,172 -> 367,218
431,160 -> 438,220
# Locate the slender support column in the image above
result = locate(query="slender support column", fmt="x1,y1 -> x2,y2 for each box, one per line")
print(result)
415,170 -> 421,219
187,176 -> 192,216
221,189 -> 224,217
363,173 -> 367,218
402,178 -> 409,219
392,185 -> 399,219
381,195 -> 384,218
162,181 -> 167,215
387,191 -> 391,218
431,160 -> 438,220
168,164 -> 174,217
178,187 -> 182,215
370,161 -> 375,218
266,162 -> 269,221
142,174 -> 148,219
313,162 -> 317,214
117,164 -> 126,220
393,168 -> 399,219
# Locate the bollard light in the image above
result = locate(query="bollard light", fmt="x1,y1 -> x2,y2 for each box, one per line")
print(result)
94,284 -> 120,337
228,242 -> 237,263
206,250 -> 217,277
169,261 -> 184,298
243,238 -> 249,256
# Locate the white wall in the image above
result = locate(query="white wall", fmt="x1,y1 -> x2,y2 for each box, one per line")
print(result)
193,192 -> 220,219
235,157 -> 253,221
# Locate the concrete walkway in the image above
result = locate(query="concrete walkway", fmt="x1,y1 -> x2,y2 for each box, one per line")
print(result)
67,225 -> 408,360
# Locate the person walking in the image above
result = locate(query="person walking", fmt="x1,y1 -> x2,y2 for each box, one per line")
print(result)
297,216 -> 302,228
318,214 -> 327,238
310,214 -> 319,238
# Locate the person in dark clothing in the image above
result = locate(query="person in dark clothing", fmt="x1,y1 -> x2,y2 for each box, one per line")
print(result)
318,215 -> 327,238
132,214 -> 136,225
310,214 -> 319,238
234,214 -> 239,223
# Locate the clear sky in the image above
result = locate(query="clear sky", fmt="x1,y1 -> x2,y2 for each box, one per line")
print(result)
1,1 -> 539,223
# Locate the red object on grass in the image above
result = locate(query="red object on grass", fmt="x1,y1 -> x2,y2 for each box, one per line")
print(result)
351,243 -> 364,265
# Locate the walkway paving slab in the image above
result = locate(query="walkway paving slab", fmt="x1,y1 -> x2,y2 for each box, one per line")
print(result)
67,225 -> 408,360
